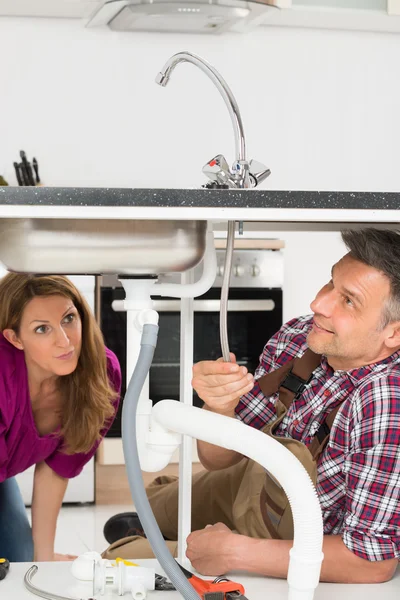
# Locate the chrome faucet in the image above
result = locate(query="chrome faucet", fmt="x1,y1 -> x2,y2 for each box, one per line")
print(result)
156,51 -> 271,189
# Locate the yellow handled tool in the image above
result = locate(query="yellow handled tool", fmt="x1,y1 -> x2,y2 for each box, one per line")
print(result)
0,558 -> 10,581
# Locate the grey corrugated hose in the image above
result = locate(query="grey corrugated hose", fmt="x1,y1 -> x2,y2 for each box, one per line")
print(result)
122,323 -> 201,600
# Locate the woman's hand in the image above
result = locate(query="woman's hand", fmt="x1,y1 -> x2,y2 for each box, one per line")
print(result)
34,551 -> 78,562
53,553 -> 78,561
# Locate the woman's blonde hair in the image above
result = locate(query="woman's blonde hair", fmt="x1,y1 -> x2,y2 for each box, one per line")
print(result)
0,273 -> 117,454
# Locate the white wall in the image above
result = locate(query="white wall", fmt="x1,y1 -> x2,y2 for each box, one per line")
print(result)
1,18 -> 400,319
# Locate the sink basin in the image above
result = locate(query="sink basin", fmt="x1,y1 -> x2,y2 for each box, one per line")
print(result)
0,218 -> 207,275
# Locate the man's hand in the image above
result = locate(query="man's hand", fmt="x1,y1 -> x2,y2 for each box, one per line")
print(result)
192,353 -> 254,416
188,530 -> 399,584
186,523 -> 238,575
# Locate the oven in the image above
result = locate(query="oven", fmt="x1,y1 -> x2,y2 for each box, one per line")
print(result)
100,246 -> 283,437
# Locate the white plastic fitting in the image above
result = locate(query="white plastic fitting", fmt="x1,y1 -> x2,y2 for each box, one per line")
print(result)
71,551 -> 103,581
72,552 -> 155,598
130,581 -> 147,600
120,564 -> 154,596
130,346 -> 181,472
93,561 -> 155,597
114,279 -> 158,312
138,410 -> 182,472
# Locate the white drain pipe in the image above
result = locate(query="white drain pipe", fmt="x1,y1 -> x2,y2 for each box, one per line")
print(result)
151,400 -> 324,600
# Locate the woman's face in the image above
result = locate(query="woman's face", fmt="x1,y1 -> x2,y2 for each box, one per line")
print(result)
4,294 -> 82,380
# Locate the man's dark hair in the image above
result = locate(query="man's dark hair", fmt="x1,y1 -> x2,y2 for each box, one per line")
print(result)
341,228 -> 400,327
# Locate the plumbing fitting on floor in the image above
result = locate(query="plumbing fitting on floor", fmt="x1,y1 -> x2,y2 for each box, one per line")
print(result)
71,552 -> 155,599
24,554 -> 156,600
92,560 -> 154,598
24,555 -> 155,600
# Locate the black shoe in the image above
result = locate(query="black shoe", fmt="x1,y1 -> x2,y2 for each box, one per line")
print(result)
103,512 -> 146,545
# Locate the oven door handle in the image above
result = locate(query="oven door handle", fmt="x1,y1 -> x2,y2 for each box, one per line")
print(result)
112,299 -> 275,313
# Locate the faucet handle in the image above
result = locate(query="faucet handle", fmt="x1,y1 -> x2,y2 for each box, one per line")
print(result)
249,159 -> 271,187
202,154 -> 236,188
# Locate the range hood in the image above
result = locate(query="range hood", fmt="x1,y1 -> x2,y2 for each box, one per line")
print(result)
86,0 -> 290,34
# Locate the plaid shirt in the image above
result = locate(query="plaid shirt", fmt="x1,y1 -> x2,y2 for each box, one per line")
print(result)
235,315 -> 400,562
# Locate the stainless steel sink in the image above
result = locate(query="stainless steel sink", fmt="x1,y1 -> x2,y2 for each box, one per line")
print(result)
0,218 -> 207,275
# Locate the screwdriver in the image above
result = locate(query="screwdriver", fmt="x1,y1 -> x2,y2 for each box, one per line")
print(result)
0,558 -> 10,580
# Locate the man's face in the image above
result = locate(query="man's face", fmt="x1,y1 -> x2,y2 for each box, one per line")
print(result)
308,254 -> 397,371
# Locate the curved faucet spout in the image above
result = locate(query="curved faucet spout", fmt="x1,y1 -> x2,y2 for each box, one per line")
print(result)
156,51 -> 246,165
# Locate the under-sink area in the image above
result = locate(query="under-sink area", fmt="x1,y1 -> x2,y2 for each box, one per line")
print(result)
0,218 -> 207,275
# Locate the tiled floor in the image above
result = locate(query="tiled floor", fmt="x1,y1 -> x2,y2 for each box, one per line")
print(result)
27,504 -> 136,557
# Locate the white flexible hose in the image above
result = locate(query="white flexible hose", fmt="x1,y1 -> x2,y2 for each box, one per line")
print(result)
152,400 -> 324,600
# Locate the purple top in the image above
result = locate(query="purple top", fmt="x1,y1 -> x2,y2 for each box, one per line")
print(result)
0,333 -> 121,482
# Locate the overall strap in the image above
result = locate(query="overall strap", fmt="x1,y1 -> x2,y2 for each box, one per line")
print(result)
257,348 -> 321,409
307,404 -> 342,460
257,349 -> 341,459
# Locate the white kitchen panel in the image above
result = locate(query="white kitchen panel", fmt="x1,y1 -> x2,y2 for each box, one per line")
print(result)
67,275 -> 96,314
0,0 -> 101,18
388,0 -> 400,14
14,457 -> 95,505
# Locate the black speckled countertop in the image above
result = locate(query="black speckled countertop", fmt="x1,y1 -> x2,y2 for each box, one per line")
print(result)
1,186 -> 400,210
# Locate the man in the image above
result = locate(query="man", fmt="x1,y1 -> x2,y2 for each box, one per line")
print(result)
104,228 -> 400,583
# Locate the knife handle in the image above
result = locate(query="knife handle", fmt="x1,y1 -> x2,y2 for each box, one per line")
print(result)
13,162 -> 23,186
32,157 -> 41,184
20,150 -> 35,186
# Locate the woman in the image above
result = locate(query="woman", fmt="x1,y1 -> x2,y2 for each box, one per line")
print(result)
0,273 -> 121,562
